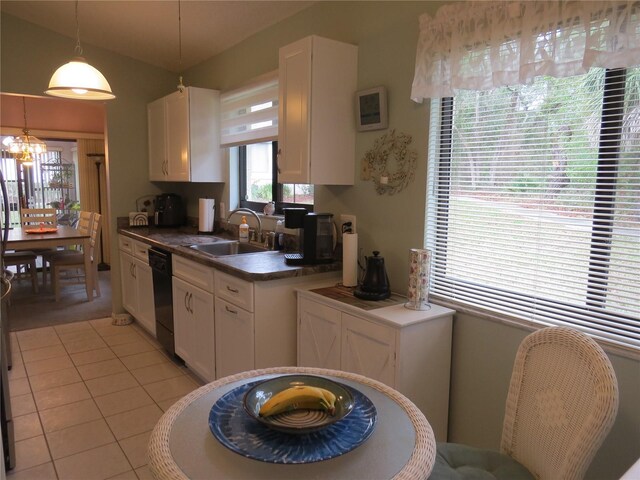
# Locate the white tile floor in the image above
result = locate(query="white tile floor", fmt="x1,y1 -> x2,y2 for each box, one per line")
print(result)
7,318 -> 204,480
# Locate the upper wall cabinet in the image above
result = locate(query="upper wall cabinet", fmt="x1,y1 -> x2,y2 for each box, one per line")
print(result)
148,86 -> 224,182
278,36 -> 358,185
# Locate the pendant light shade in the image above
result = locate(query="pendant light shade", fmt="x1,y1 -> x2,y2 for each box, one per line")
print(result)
46,57 -> 115,100
45,1 -> 115,101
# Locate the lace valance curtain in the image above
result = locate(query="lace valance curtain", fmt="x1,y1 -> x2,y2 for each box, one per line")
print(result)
411,1 -> 640,101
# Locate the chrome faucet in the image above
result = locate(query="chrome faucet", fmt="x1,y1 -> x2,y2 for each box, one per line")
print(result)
226,208 -> 262,241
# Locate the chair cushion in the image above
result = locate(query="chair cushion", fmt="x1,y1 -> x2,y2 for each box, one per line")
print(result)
429,443 -> 535,480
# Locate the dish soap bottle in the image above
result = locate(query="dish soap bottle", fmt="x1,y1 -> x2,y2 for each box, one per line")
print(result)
239,216 -> 249,243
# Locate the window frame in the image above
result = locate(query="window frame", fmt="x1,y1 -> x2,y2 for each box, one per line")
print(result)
428,67 -> 639,351
238,140 -> 314,214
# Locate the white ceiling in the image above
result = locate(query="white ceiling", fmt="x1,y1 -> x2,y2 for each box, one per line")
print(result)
1,1 -> 315,72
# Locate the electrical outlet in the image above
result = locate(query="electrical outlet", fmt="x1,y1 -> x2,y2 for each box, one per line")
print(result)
340,214 -> 357,241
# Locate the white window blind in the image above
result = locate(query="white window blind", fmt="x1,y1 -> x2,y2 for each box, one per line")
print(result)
220,70 -> 278,148
426,67 -> 640,350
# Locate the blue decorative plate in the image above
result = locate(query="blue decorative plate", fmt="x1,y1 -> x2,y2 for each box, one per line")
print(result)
209,379 -> 377,464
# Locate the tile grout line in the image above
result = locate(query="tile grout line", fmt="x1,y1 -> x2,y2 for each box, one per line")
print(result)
11,317 -> 203,479
13,320 -> 144,477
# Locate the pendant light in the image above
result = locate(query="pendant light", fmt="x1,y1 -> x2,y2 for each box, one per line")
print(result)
2,97 -> 47,166
45,1 -> 115,100
177,0 -> 185,93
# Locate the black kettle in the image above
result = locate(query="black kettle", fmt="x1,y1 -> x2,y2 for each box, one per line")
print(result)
354,251 -> 391,300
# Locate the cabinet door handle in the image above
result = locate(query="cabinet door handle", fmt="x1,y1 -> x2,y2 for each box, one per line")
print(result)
132,264 -> 136,279
188,293 -> 193,314
226,285 -> 239,294
184,291 -> 189,313
225,305 -> 238,315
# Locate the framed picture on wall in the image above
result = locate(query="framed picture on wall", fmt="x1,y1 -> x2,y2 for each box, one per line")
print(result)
356,86 -> 388,132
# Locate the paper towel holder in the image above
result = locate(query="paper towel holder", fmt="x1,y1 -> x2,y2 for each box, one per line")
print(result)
198,198 -> 216,233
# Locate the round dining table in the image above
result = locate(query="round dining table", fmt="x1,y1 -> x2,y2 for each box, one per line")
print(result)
147,366 -> 436,480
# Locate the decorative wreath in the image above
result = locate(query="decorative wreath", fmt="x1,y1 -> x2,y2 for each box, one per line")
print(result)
361,129 -> 417,195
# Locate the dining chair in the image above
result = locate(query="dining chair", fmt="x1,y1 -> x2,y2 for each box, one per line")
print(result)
41,210 -> 93,288
20,208 -> 57,226
49,212 -> 101,301
0,208 -> 56,293
2,250 -> 38,293
16,207 -> 59,280
430,326 -> 619,480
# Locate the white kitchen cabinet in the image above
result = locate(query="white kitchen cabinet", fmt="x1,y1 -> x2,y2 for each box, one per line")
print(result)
278,35 -> 357,185
341,313 -> 396,387
172,256 -> 216,382
172,277 -> 215,382
119,251 -> 137,315
118,235 -> 155,336
214,297 -> 254,378
214,271 -> 254,378
213,270 -> 340,377
298,298 -> 341,369
148,86 -> 223,182
297,289 -> 454,441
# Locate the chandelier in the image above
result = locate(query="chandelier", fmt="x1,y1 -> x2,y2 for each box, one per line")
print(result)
2,97 -> 47,167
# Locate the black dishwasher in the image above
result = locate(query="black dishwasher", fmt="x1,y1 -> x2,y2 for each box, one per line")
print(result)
148,248 -> 175,356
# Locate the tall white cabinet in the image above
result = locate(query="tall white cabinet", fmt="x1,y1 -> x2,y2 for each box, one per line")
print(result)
278,35 -> 358,185
297,289 -> 454,441
148,86 -> 223,182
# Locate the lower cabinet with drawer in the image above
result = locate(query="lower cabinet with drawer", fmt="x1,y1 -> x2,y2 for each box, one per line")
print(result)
166,251 -> 339,382
118,235 -> 156,336
214,270 -> 340,377
297,289 -> 454,441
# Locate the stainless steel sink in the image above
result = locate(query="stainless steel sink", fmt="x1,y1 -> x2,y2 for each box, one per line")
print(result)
188,241 -> 266,256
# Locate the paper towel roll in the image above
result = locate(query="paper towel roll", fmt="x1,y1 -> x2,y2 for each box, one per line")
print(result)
343,233 -> 358,287
199,198 -> 215,232
406,248 -> 431,310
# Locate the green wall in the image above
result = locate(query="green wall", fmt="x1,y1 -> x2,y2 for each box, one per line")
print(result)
1,3 -> 638,478
1,13 -> 175,310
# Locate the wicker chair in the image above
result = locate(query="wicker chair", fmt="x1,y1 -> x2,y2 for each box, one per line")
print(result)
430,326 -> 619,480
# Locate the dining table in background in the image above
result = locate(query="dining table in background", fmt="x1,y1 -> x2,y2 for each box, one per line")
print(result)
6,225 -> 92,300
148,366 -> 437,480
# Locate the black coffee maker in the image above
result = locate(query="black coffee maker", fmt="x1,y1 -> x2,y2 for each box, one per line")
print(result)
154,193 -> 185,227
283,208 -> 334,265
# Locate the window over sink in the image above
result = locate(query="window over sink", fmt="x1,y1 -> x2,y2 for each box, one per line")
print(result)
220,70 -> 314,214
238,140 -> 314,214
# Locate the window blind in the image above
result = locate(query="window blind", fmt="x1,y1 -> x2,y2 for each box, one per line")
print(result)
220,70 -> 278,148
426,67 -> 640,350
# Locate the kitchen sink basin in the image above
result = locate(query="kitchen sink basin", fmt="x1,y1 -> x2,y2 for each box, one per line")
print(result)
189,241 -> 267,256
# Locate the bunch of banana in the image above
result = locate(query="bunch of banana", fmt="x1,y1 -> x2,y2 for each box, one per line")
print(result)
259,385 -> 337,417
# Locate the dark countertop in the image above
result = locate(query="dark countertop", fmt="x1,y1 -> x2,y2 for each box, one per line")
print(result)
118,226 -> 341,282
